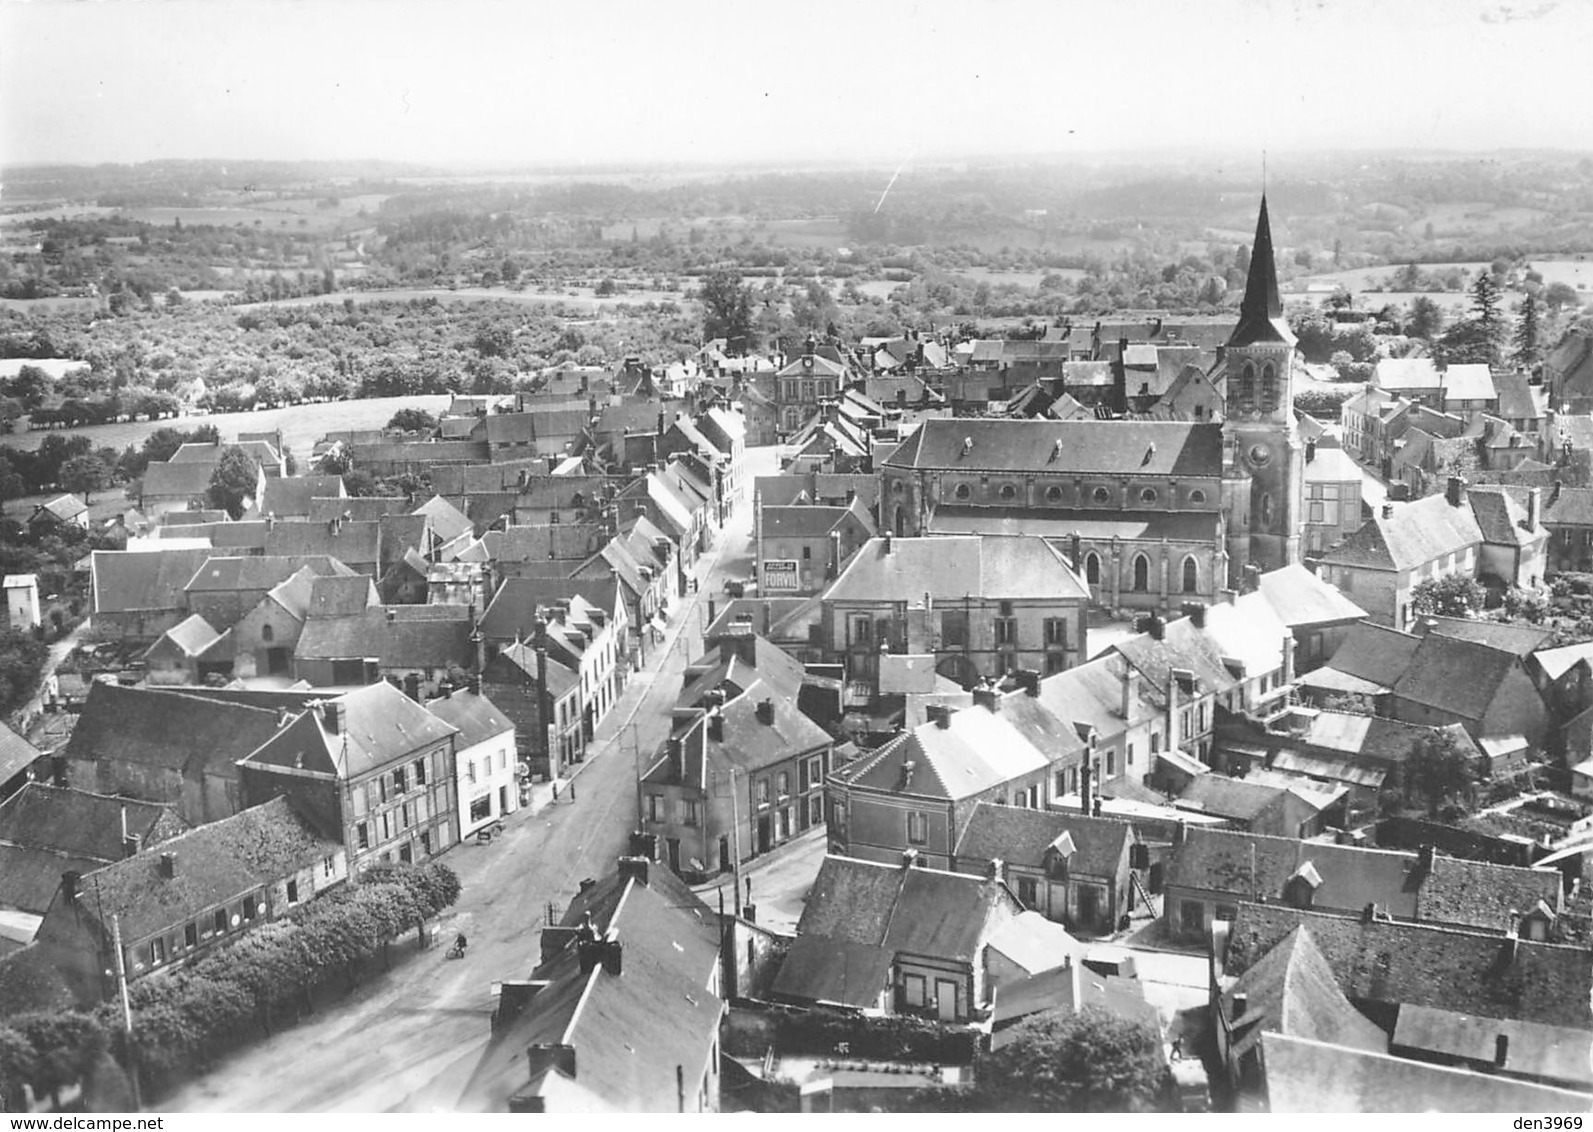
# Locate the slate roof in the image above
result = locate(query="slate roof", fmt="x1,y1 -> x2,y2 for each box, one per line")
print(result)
777,351 -> 848,379
1466,485 -> 1544,548
424,689 -> 513,751
70,796 -> 340,942
39,493 -> 87,522
773,935 -> 893,1009
1224,903 -> 1593,1027
1261,1032 -> 1591,1113
757,504 -> 862,540
1441,363 -> 1497,403
1532,641 -> 1593,682
1375,356 -> 1442,392
479,576 -> 620,641
256,476 -> 346,518
953,803 -> 1132,878
411,494 -> 473,543
1416,856 -> 1561,933
1390,633 -> 1525,722
1223,926 -> 1387,1059
92,548 -> 215,615
1319,493 -> 1484,573
65,683 -> 289,778
244,682 -> 458,780
1493,371 -> 1544,421
1255,563 -> 1366,628
149,613 -> 223,658
0,721 -> 42,786
460,864 -> 723,1113
305,496 -> 410,523
829,704 -> 1051,803
827,535 -> 1087,603
487,641 -> 580,699
1303,444 -> 1364,484
1392,1004 -> 1593,1089
880,418 -> 1223,478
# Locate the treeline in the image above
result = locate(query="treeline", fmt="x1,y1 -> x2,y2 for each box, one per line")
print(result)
0,862 -> 461,1109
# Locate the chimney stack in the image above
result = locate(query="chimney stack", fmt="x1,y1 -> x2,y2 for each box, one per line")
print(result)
1182,601 -> 1206,630
755,699 -> 775,725
1528,486 -> 1542,530
972,684 -> 1000,712
667,736 -> 684,777
322,701 -> 345,734
1446,475 -> 1468,508
618,856 -> 650,887
1381,501 -> 1395,520
159,852 -> 177,879
707,710 -> 724,742
1014,669 -> 1040,697
926,703 -> 953,729
62,870 -> 81,903
1079,761 -> 1092,815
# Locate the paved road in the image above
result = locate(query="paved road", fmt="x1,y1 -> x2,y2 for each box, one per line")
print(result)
163,445 -> 777,1113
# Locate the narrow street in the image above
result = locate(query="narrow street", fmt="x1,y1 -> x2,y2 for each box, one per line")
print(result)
161,445 -> 778,1113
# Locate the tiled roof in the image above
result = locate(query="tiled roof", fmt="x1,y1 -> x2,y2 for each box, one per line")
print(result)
1315,622 -> 1421,689
73,796 -> 340,942
307,575 -> 377,616
1530,640 -> 1593,682
1303,445 -> 1364,483
244,682 -> 458,780
1318,493 -> 1483,573
1375,357 -> 1441,391
1415,856 -> 1561,933
1225,903 -> 1593,1027
295,606 -> 473,668
0,721 -> 42,786
953,803 -> 1132,877
92,548 -> 215,614
757,504 -> 861,539
143,460 -> 221,500
881,418 -> 1223,478
830,704 -> 1050,803
1441,363 -> 1497,403
1167,827 -> 1421,916
772,935 -> 893,1009
990,962 -> 1157,1043
1466,486 -> 1544,548
1176,774 -> 1294,822
151,613 -> 223,658
1223,926 -> 1387,1059
1261,1031 -> 1591,1113
777,351 -> 848,379
411,494 -> 473,543
826,535 -> 1087,603
39,493 -> 87,521
256,476 -> 346,518
183,554 -> 354,594
66,682 -> 289,777
1493,371 -> 1544,421
305,496 -> 409,523
1422,614 -> 1552,658
479,576 -> 621,641
0,783 -> 179,864
1390,633 -> 1523,721
486,641 -> 579,698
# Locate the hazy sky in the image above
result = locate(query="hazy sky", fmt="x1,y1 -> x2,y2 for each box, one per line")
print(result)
2,0 -> 1589,168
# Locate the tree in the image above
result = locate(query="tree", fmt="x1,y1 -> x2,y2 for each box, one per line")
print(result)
1406,295 -> 1446,341
0,629 -> 49,713
1544,281 -> 1581,314
1406,730 -> 1478,817
1514,292 -> 1542,369
206,446 -> 258,519
972,1007 -> 1169,1112
4,364 -> 52,411
699,269 -> 755,353
385,408 -> 437,434
1410,573 -> 1485,618
1471,272 -> 1505,348
1435,317 -> 1497,367
59,454 -> 110,505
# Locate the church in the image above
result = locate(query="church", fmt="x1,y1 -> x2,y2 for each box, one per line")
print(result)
878,197 -> 1304,612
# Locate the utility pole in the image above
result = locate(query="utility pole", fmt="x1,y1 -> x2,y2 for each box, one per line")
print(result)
111,914 -> 142,1112
727,768 -> 744,918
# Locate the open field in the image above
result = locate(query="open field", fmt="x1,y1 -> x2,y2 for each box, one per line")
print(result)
1296,262 -> 1487,292
1531,257 -> 1593,292
955,266 -> 1086,288
2,393 -> 450,460
0,357 -> 89,379
233,285 -> 694,312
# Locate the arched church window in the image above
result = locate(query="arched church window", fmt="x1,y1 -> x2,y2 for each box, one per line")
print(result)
1189,489 -> 1207,504
1085,552 -> 1101,585
1182,556 -> 1199,594
1240,362 -> 1256,412
1260,493 -> 1274,526
1261,363 -> 1277,411
1132,554 -> 1150,592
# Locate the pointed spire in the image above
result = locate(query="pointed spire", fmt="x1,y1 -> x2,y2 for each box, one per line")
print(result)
1228,195 -> 1294,347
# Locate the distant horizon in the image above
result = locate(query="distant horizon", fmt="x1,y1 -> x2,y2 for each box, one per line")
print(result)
4,0 -> 1590,170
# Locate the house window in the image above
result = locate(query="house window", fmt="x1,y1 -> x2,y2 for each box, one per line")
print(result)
401,802 -> 412,829
214,909 -> 229,934
185,923 -> 198,948
995,617 -> 1017,647
831,800 -> 847,829
1016,876 -> 1038,908
470,796 -> 492,822
1132,554 -> 1150,592
903,973 -> 927,1008
1046,652 -> 1067,675
393,767 -> 407,794
1127,742 -> 1135,768
807,756 -> 824,788
777,772 -> 790,798
467,760 -> 477,785
356,821 -> 369,850
940,611 -> 969,648
1106,749 -> 1116,777
1180,901 -> 1204,936
414,758 -> 426,786
907,811 -> 929,845
808,795 -> 823,826
684,799 -> 700,827
647,794 -> 663,822
261,623 -> 273,642
243,896 -> 258,921
1044,618 -> 1067,647
421,832 -> 431,855
1000,484 -> 1017,501
758,779 -> 772,806
287,879 -> 300,904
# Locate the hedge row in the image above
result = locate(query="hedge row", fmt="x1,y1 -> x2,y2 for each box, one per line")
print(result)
0,863 -> 460,1109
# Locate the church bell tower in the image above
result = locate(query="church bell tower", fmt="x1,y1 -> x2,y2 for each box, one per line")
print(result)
1222,196 -> 1302,574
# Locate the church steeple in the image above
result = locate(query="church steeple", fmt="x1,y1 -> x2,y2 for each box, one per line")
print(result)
1228,195 -> 1295,347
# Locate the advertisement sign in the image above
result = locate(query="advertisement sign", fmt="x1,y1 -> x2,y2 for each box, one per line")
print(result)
762,559 -> 800,592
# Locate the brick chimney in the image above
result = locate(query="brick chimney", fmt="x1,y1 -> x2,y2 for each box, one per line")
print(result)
926,704 -> 952,729
755,699 -> 775,725
972,684 -> 1000,712
1446,475 -> 1468,508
